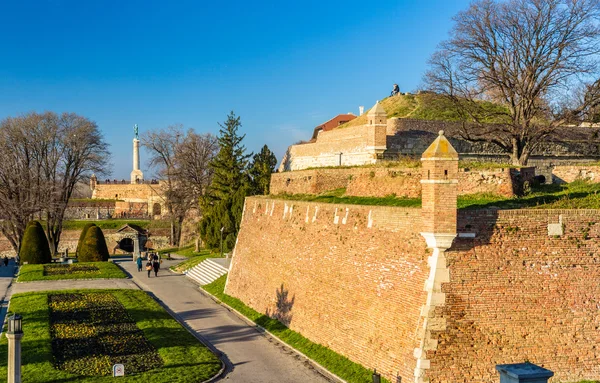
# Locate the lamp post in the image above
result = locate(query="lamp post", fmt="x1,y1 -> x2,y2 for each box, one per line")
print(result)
6,314 -> 23,383
220,227 -> 225,258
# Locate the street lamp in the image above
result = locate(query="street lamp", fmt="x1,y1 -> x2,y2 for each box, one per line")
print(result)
6,314 -> 23,383
220,227 -> 225,258
372,369 -> 381,383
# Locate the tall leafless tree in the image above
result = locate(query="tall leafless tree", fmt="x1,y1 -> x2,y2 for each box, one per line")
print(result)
424,0 -> 600,165
142,126 -> 217,247
0,112 -> 110,255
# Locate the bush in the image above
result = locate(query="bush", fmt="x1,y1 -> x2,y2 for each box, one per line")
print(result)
19,221 -> 52,265
76,222 -> 96,256
78,226 -> 109,262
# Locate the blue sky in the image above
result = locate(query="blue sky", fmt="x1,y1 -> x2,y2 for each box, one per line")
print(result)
0,0 -> 470,179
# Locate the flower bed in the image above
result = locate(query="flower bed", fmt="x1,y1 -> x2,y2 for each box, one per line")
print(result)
44,264 -> 100,276
49,292 -> 162,376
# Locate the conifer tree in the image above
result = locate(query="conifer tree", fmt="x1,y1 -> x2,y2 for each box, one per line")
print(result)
200,112 -> 251,250
19,221 -> 52,265
249,144 -> 277,195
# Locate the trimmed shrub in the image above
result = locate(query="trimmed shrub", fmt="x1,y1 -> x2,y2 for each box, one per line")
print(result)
19,221 -> 52,265
78,226 -> 110,262
76,222 -> 97,256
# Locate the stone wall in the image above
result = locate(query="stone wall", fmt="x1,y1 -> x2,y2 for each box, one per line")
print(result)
551,165 -> 600,183
92,183 -> 165,202
226,197 -> 428,381
280,117 -> 600,173
279,124 -> 387,171
271,166 -> 522,198
227,197 -> 600,382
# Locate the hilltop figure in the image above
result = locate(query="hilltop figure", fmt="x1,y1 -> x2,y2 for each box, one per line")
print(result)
391,83 -> 400,97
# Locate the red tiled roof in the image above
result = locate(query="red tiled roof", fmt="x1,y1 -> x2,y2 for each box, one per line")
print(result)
311,114 -> 357,140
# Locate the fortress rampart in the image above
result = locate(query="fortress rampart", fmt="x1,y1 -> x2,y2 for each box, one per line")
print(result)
271,166 -> 525,197
226,198 -> 600,382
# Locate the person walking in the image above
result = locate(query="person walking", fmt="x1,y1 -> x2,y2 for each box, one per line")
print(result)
152,258 -> 160,277
136,256 -> 143,272
146,260 -> 153,278
3,256 -> 8,267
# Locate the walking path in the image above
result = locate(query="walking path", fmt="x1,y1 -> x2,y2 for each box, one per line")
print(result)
116,258 -> 331,383
0,259 -> 17,332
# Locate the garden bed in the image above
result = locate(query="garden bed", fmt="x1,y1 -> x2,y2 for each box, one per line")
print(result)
18,262 -> 127,282
0,289 -> 222,382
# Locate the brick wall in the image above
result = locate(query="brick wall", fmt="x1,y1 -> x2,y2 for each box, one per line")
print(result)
227,197 -> 600,382
271,166 -> 520,198
225,197 -> 429,381
92,183 -> 165,201
425,209 -> 600,383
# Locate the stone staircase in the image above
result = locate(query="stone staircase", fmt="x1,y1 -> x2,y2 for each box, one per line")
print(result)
184,258 -> 231,285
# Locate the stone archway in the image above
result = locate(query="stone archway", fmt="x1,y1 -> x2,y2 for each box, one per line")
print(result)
119,238 -> 134,253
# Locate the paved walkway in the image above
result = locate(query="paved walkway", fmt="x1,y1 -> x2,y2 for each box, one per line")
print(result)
116,258 -> 331,383
12,278 -> 138,294
0,259 -> 17,331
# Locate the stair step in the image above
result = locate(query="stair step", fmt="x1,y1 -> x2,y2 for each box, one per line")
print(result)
184,259 -> 228,286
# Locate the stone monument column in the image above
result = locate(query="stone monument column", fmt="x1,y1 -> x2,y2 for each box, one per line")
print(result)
130,125 -> 144,184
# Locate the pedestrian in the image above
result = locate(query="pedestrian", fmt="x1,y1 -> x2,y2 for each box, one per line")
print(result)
3,256 -> 8,267
136,256 -> 143,272
146,260 -> 153,278
15,255 -> 19,266
152,258 -> 159,277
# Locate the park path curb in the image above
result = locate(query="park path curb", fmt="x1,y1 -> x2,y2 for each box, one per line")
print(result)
193,277 -> 347,383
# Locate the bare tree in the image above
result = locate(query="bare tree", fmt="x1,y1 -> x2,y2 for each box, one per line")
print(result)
424,0 -> 600,165
0,112 -> 109,254
142,126 -> 217,247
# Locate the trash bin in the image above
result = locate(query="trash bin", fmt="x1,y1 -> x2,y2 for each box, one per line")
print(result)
496,362 -> 553,383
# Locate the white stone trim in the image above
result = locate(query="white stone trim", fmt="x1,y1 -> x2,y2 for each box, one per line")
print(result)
414,232 -> 456,383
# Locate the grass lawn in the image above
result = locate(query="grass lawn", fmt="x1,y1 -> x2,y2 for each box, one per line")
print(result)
271,180 -> 600,210
170,249 -> 221,273
18,262 -> 127,282
202,275 -> 389,383
0,289 -> 222,382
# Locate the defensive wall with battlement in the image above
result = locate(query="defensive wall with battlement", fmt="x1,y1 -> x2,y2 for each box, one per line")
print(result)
89,181 -> 166,218
227,132 -> 600,383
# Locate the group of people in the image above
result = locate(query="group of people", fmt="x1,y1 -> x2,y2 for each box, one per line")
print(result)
0,256 -> 9,267
136,252 -> 161,277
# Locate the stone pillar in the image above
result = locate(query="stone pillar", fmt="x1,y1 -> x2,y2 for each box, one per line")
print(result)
133,236 -> 140,259
6,332 -> 23,383
130,138 -> 144,184
414,131 -> 458,383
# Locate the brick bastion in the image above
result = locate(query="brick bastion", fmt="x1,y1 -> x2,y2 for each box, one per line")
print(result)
226,197 -> 600,382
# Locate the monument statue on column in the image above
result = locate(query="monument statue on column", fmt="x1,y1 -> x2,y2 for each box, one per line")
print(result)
130,124 -> 144,184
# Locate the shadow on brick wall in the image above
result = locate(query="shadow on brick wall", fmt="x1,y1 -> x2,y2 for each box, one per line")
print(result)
265,283 -> 295,326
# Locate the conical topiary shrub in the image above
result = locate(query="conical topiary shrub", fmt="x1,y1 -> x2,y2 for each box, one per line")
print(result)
76,222 -> 97,256
78,225 -> 110,262
19,221 -> 52,265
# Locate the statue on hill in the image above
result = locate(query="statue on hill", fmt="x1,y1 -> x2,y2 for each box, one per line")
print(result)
391,84 -> 400,97
134,124 -> 139,139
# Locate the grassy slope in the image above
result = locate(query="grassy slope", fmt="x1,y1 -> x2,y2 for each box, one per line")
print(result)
18,262 -> 127,282
0,289 -> 221,382
169,249 -> 221,273
338,93 -> 508,129
271,181 -> 600,210
203,275 -> 389,383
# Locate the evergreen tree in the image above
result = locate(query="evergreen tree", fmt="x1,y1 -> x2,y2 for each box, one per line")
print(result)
249,145 -> 277,195
200,112 -> 251,251
76,222 -> 97,256
19,221 -> 52,265
78,226 -> 110,262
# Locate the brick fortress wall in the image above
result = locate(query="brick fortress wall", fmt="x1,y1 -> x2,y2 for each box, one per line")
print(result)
271,166 -> 523,198
227,197 -> 600,382
225,197 -> 429,381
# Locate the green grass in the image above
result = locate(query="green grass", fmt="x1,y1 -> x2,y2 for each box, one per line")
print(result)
18,262 -> 127,282
202,275 -> 389,383
271,180 -> 600,210
61,219 -> 171,231
0,289 -> 222,382
170,249 -> 221,273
